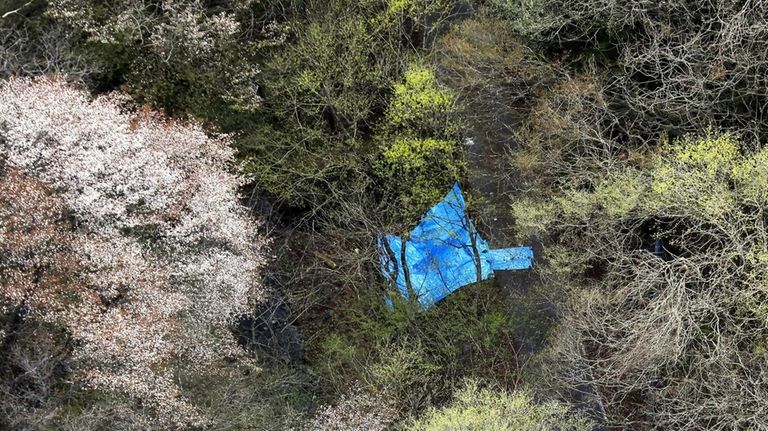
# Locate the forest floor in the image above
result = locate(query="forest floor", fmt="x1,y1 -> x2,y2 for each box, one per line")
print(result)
464,94 -> 608,428
465,105 -> 552,354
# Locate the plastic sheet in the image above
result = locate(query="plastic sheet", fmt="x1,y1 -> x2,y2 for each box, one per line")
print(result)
378,183 -> 533,309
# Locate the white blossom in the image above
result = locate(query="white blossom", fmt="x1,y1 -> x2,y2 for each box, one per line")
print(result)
304,387 -> 394,431
0,76 -> 269,428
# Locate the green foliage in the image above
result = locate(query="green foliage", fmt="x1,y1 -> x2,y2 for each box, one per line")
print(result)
557,170 -> 646,220
385,66 -> 460,138
307,277 -> 554,423
241,1 -> 408,210
316,332 -> 361,389
511,198 -> 556,239
591,171 -> 646,218
375,64 -> 465,220
386,0 -> 449,17
367,339 -> 442,411
383,138 -> 457,170
649,132 -> 741,220
514,131 -> 760,234
731,147 -> 768,205
408,380 -> 593,431
378,136 -> 465,215
519,131 -> 761,237
241,124 -> 371,210
672,131 -> 740,175
266,11 -> 399,137
539,245 -> 589,281
513,170 -> 645,240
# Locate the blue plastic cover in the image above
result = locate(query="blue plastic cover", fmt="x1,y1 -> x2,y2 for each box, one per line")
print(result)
378,183 -> 533,309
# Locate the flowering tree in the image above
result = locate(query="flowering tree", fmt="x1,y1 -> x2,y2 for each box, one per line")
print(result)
305,387 -> 394,431
0,76 -> 268,427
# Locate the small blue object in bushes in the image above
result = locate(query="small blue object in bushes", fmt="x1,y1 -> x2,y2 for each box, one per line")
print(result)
378,183 -> 533,309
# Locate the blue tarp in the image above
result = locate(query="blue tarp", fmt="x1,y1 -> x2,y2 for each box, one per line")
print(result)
378,183 -> 533,309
